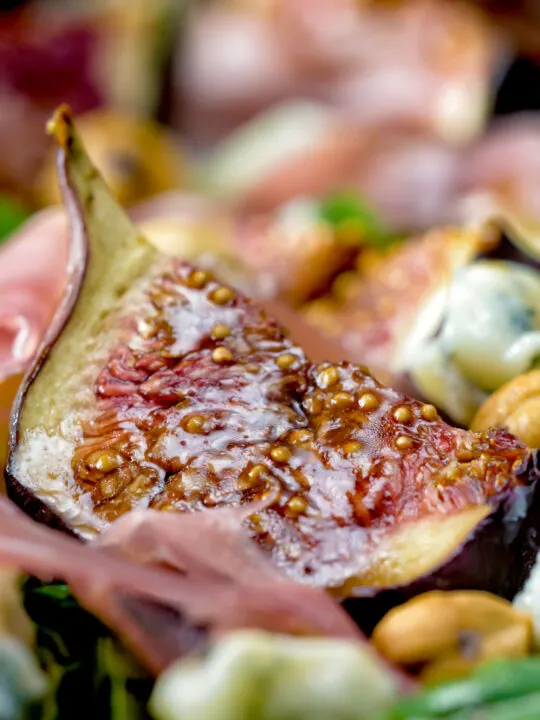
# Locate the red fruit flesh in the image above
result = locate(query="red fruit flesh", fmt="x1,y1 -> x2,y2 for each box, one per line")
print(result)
7,109 -> 538,605
14,256 -> 528,593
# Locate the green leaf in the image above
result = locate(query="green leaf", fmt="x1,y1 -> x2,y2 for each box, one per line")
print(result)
0,197 -> 30,245
318,191 -> 394,249
22,578 -> 153,720
98,640 -> 143,720
444,691 -> 540,720
385,658 -> 540,719
28,585 -> 74,604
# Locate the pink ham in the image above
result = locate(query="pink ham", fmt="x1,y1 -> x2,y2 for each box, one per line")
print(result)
0,209 -> 68,382
0,495 -> 365,674
173,0 -> 500,148
458,114 -> 540,222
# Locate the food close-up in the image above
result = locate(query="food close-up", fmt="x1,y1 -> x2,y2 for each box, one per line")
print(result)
5,1 -> 540,719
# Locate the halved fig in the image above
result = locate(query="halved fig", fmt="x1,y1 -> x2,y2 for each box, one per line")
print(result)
306,212 -> 540,427
303,224 -> 497,392
6,108 -> 540,625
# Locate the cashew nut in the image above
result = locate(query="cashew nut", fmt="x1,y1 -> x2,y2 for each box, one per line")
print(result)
471,370 -> 540,447
372,590 -> 533,684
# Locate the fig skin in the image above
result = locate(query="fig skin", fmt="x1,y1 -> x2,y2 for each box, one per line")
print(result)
8,106 -> 157,536
6,107 -> 540,625
345,461 -> 540,633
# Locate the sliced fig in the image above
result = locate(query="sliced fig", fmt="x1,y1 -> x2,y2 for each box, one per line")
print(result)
306,213 -> 540,427
303,225 -> 497,391
6,108 -> 540,625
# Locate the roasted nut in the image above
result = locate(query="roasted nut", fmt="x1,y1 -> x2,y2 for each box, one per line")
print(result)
331,271 -> 362,302
471,370 -> 540,447
36,109 -> 188,208
372,590 -> 532,684
301,298 -> 340,337
372,592 -> 460,665
140,217 -> 235,262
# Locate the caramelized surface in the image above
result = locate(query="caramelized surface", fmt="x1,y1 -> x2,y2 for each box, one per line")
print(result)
66,260 -> 529,587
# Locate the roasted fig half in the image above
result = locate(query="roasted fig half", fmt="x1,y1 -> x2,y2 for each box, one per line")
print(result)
6,108 -> 540,626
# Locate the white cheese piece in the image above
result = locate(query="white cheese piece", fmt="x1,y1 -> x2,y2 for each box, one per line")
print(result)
150,631 -> 398,720
396,260 -> 540,425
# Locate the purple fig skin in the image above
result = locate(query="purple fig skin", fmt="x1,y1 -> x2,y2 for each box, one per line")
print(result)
4,485 -> 77,537
6,110 -> 87,538
345,452 -> 540,634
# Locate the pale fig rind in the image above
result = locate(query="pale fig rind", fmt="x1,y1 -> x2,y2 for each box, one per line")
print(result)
7,105 -> 157,534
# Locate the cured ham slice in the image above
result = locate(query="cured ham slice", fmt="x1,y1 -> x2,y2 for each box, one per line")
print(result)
174,0 -> 499,148
0,496 -> 362,674
0,209 -> 68,382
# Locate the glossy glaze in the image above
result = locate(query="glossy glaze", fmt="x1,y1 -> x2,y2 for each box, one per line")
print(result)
68,260 -> 530,587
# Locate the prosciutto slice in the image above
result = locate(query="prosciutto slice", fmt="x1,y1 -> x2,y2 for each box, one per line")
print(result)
174,0 -> 499,148
0,495 -> 362,674
0,209 -> 68,382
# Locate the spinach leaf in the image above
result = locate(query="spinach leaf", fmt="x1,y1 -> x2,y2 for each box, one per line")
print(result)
318,192 -> 396,249
385,658 -> 540,720
0,198 -> 30,245
22,578 -> 152,720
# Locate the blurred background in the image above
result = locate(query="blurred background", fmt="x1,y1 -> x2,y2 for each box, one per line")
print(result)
2,0 -> 540,234
3,0 -> 540,459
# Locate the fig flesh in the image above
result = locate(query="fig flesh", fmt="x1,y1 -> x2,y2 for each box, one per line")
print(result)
6,108 -> 540,616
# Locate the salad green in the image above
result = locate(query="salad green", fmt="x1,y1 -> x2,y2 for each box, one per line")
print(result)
385,658 -> 540,720
318,191 -> 395,249
22,580 -> 151,720
7,580 -> 540,720
0,197 -> 30,245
